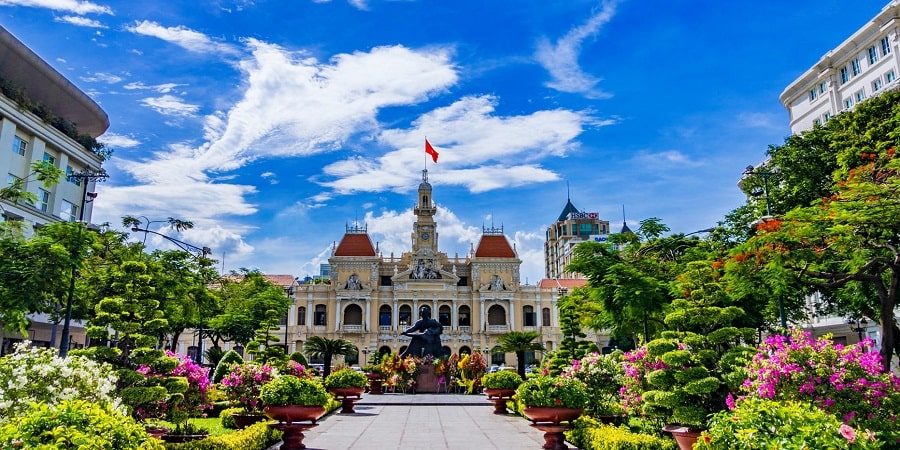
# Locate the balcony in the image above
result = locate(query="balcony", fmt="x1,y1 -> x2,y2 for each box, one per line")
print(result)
458,326 -> 471,333
488,325 -> 509,333
343,324 -> 363,333
379,325 -> 392,332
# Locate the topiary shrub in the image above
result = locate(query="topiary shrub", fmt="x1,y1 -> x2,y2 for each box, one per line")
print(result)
212,350 -> 244,383
290,351 -> 308,367
566,416 -> 678,450
0,399 -> 164,449
219,407 -> 244,429
482,370 -> 524,390
163,421 -> 282,450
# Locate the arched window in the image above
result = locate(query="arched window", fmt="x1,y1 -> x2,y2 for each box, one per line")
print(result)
523,305 -> 536,326
438,305 -> 451,326
542,307 -> 551,326
491,346 -> 505,365
459,346 -> 471,355
345,349 -> 359,366
399,345 -> 408,356
378,345 -> 392,355
458,305 -> 471,327
420,304 -> 431,318
344,304 -> 363,325
399,304 -> 412,326
314,304 -> 327,326
379,305 -> 392,327
442,345 -> 452,356
487,305 -> 506,325
297,306 -> 306,326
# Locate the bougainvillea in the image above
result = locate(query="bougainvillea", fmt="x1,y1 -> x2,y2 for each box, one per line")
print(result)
219,363 -> 276,413
562,352 -> 625,416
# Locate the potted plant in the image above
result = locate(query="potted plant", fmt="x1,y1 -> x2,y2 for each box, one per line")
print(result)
482,370 -> 523,414
562,352 -> 626,423
219,362 -> 276,429
362,364 -> 384,394
260,375 -> 331,424
324,368 -> 367,413
516,375 -> 587,424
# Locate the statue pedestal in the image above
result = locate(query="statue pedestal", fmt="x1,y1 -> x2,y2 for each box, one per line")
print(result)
415,364 -> 440,393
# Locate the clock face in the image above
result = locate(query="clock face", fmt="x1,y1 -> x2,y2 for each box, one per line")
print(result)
420,232 -> 430,241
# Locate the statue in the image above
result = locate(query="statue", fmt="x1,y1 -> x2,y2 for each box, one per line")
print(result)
345,274 -> 362,290
400,307 -> 445,358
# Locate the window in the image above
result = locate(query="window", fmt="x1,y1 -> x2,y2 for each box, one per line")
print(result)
873,78 -> 883,92
814,118 -> 821,127
37,189 -> 50,212
279,313 -> 288,326
458,305 -> 471,327
851,58 -> 861,76
542,308 -> 551,326
579,223 -> 592,234
66,166 -> 81,186
840,67 -> 849,84
438,305 -> 451,327
808,89 -> 817,102
887,70 -> 896,83
856,89 -> 866,103
12,136 -> 26,156
523,306 -> 536,326
824,112 -> 832,122
42,152 -> 55,166
844,98 -> 854,110
399,305 -> 412,326
882,36 -> 892,56
819,82 -> 827,94
60,200 -> 77,222
313,304 -> 327,326
379,305 -> 391,327
7,173 -> 21,188
869,46 -> 878,64
297,306 -> 306,325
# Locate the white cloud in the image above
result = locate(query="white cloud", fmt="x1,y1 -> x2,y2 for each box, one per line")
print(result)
319,95 -> 587,194
366,206 -> 481,259
55,15 -> 106,27
98,132 -> 140,148
534,0 -> 618,98
140,94 -> 200,117
0,0 -> 112,15
631,150 -> 704,169
124,81 -> 183,93
80,72 -> 122,83
125,20 -> 240,56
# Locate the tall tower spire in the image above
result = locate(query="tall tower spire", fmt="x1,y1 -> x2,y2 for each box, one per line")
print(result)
412,169 -> 438,252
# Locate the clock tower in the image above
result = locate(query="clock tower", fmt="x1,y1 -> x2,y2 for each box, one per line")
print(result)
412,169 -> 438,253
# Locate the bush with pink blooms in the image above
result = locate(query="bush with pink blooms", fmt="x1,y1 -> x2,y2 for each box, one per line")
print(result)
138,351 -> 212,431
740,328 -> 900,443
220,363 -> 276,413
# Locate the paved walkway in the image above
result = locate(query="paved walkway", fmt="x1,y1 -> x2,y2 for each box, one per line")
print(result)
268,393 -> 560,450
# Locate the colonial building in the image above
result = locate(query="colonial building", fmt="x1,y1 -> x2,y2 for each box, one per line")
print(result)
0,25 -> 108,354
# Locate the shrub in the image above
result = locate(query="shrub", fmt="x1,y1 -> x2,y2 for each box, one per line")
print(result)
0,399 -> 163,449
482,370 -> 524,390
162,421 -> 281,450
562,352 -> 625,417
220,363 -> 276,413
212,350 -> 244,383
741,329 -> 900,442
260,376 -> 330,407
695,398 -> 880,450
324,368 -> 367,389
219,407 -> 243,429
566,416 -> 677,450
0,342 -> 124,421
516,375 -> 587,409
289,351 -> 308,367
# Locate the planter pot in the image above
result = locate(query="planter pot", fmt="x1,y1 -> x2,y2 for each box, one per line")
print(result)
483,388 -> 516,399
144,427 -> 169,439
366,374 -> 384,394
232,412 -> 267,429
160,433 -> 208,443
264,405 -> 327,425
663,425 -> 704,450
522,406 -> 584,425
328,386 -> 365,398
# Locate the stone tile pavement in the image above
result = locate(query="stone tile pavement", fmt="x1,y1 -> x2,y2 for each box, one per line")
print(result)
267,393 -> 564,450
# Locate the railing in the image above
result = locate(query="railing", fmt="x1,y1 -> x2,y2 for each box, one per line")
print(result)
343,324 -> 363,332
379,325 -> 392,332
488,325 -> 509,333
458,326 -> 471,333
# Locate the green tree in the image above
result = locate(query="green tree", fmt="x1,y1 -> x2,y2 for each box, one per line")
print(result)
496,331 -> 544,378
303,336 -> 357,378
207,269 -> 291,347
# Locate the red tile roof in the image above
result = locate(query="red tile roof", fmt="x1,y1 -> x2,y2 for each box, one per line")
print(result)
538,278 -> 588,289
265,274 -> 299,287
334,233 -> 377,256
474,235 -> 516,258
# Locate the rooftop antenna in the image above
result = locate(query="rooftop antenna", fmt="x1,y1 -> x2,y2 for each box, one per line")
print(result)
567,180 -> 570,201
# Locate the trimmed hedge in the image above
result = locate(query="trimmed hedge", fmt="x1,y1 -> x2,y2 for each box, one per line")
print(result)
219,407 -> 243,430
163,422 -> 280,450
566,417 -> 677,450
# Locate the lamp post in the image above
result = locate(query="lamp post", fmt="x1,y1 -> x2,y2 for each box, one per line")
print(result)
130,224 -> 211,364
362,346 -> 369,366
743,165 -> 786,330
848,317 -> 869,342
59,168 -> 108,358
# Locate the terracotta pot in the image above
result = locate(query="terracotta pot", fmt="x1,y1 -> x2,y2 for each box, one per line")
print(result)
328,386 -> 365,398
365,373 -> 382,381
264,405 -> 327,424
522,406 -> 584,424
144,427 -> 169,439
483,388 -> 516,399
232,412 -> 267,429
663,425 -> 704,450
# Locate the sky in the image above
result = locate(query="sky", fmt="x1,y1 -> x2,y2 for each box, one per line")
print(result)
0,0 -> 889,284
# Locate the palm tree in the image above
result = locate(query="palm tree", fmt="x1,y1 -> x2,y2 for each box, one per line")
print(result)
496,331 -> 545,379
303,336 -> 357,378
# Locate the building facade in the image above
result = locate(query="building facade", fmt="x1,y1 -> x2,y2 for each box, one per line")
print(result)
0,26 -> 108,354
779,3 -> 900,347
544,197 -> 610,279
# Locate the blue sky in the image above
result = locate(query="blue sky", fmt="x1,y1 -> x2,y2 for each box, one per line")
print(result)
0,0 -> 887,283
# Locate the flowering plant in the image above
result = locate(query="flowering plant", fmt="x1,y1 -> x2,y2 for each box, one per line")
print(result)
281,360 -> 314,379
562,352 -> 625,416
219,363 -> 277,413
516,375 -> 587,409
138,351 -> 212,427
456,352 -> 487,394
740,328 -> 900,442
0,341 -> 124,422
695,398 -> 880,449
382,354 -> 421,390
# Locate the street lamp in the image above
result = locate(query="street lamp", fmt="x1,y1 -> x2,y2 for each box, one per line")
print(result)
847,317 -> 869,342
130,223 -> 211,364
60,168 -> 108,358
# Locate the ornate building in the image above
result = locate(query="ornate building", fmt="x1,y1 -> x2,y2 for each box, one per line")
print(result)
194,169 -> 562,369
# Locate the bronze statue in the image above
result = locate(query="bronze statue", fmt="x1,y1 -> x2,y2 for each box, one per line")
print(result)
400,307 -> 445,358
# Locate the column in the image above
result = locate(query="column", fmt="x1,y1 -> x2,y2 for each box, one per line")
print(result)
306,298 -> 313,327
334,298 -> 342,332
392,299 -> 399,330
451,299 -> 458,331
508,300 -> 515,331
480,299 -> 486,332
365,298 -> 371,332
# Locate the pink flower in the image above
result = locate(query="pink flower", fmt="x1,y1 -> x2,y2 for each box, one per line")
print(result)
839,424 -> 856,443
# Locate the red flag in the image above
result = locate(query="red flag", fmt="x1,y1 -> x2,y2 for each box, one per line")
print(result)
425,139 -> 439,163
